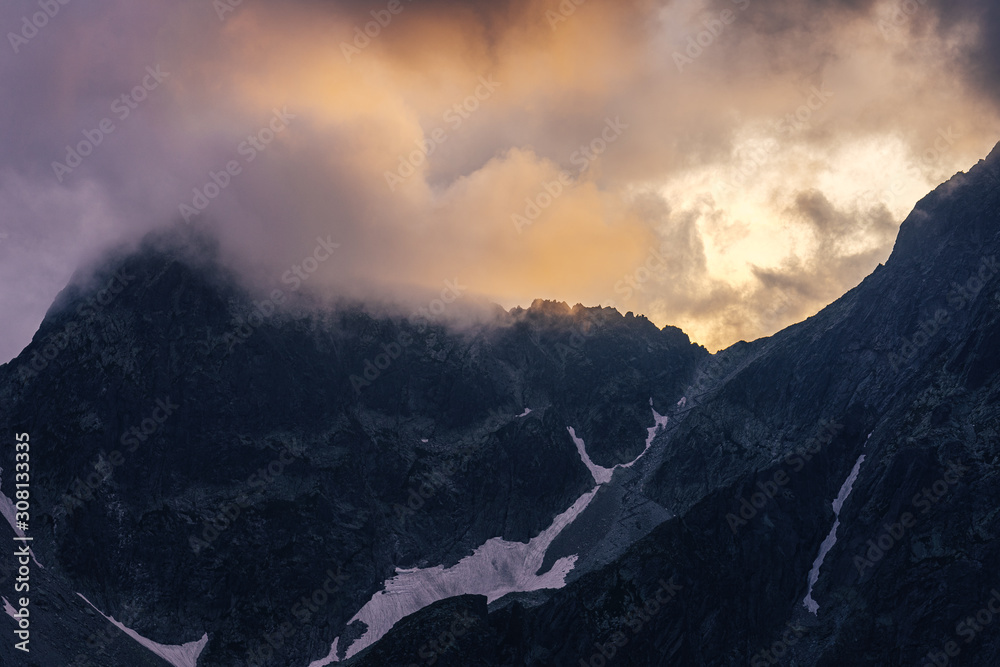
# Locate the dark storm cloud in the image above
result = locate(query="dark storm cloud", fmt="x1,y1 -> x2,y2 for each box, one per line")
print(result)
703,0 -> 1000,105
790,189 -> 897,247
942,0 -> 1000,104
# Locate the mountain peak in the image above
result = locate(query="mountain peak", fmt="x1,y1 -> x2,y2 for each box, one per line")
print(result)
527,298 -> 572,314
985,139 -> 1000,166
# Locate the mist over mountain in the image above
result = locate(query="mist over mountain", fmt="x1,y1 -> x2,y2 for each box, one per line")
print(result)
2,142 -> 1000,666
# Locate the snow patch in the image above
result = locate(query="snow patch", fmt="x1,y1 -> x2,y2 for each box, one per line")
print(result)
0,466 -> 24,537
677,397 -> 686,408
570,405 -> 668,476
420,439 -> 429,443
0,466 -> 43,568
518,408 -> 532,417
803,453 -> 866,615
2,596 -> 18,621
77,594 -> 209,667
567,427 -> 614,484
621,406 -> 669,470
309,401 -> 670,666
310,488 -> 600,665
310,637 -> 340,665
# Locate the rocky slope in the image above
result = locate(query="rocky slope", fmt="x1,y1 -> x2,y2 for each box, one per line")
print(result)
0,233 -> 704,666
343,144 -> 1000,665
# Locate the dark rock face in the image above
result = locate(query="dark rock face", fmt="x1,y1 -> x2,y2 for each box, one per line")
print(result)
347,145 -> 1000,665
0,232 -> 704,666
1,142 -> 999,667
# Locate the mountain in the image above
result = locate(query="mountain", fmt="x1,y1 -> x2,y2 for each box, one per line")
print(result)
1,142 -> 999,666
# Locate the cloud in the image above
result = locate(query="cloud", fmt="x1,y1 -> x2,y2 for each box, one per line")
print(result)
0,0 -> 998,363
703,0 -> 1000,106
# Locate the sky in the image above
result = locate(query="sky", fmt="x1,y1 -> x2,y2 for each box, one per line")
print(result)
2,0 -> 1000,362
